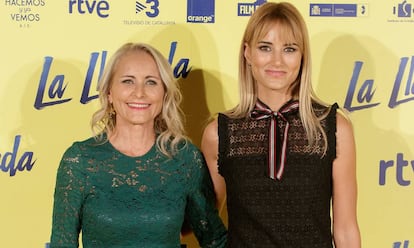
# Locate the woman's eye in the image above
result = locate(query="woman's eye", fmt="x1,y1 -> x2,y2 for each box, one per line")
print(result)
284,47 -> 297,53
146,79 -> 158,85
122,79 -> 134,84
259,46 -> 271,52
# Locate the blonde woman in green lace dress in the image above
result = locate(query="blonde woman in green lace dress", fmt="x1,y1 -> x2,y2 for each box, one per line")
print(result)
50,42 -> 227,248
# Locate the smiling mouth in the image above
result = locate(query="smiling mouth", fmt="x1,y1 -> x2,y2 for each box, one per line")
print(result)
267,70 -> 286,77
128,103 -> 150,108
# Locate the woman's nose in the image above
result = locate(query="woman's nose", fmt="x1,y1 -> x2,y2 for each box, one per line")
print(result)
272,51 -> 283,65
133,83 -> 145,97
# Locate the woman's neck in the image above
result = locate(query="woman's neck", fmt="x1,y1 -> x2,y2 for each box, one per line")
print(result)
258,94 -> 292,111
108,125 -> 156,157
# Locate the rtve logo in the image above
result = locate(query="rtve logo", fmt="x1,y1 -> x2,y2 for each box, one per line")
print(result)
68,0 -> 110,18
379,153 -> 414,186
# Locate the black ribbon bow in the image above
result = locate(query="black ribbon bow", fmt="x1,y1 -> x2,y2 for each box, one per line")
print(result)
250,99 -> 299,180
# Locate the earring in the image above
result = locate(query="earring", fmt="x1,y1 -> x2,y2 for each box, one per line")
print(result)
109,104 -> 115,117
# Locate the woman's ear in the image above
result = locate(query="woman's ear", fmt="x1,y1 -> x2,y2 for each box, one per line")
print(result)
108,93 -> 113,104
244,42 -> 251,65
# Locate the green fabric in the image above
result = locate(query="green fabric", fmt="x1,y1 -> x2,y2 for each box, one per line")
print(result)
50,137 -> 227,248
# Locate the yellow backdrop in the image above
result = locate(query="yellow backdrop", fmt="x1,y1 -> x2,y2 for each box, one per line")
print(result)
1,1 -> 413,247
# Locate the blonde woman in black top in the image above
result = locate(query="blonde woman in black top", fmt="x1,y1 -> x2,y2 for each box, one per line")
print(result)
202,2 -> 361,247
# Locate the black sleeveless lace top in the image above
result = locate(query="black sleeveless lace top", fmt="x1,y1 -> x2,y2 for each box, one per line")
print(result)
218,102 -> 338,248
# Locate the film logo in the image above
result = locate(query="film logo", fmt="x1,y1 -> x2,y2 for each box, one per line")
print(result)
237,0 -> 266,16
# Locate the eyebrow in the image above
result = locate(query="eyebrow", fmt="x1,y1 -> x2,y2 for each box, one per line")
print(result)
258,40 -> 299,46
121,74 -> 135,78
285,42 -> 299,46
258,41 -> 272,45
145,75 -> 161,80
120,75 -> 160,80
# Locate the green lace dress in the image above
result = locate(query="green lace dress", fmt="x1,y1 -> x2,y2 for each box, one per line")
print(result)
50,137 -> 227,248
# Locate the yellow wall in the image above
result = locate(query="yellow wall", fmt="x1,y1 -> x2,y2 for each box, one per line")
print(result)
1,1 -> 413,247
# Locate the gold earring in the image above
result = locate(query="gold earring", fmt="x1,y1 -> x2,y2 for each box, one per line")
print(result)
109,104 -> 115,117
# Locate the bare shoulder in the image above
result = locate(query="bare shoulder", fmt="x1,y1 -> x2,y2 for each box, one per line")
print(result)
334,109 -> 356,160
202,118 -> 219,146
201,118 -> 219,165
335,109 -> 354,139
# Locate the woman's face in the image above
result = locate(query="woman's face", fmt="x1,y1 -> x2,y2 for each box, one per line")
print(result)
108,50 -> 165,129
244,22 -> 302,97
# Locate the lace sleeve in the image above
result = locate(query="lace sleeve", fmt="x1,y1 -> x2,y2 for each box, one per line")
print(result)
50,143 -> 86,248
184,147 -> 227,248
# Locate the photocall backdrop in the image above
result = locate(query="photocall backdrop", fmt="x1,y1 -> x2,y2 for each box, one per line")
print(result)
1,0 -> 413,247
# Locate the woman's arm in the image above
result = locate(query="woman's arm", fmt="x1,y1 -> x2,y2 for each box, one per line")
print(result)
184,143 -> 227,248
201,119 -> 227,212
332,113 -> 361,248
50,144 -> 84,248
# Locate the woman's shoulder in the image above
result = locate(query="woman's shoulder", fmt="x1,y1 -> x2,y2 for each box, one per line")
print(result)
63,136 -> 105,157
204,118 -> 218,135
69,136 -> 98,147
312,101 -> 339,117
173,140 -> 204,164
58,137 -> 98,173
312,100 -> 336,109
176,139 -> 201,155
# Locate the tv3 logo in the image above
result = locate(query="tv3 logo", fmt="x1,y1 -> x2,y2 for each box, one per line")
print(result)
136,0 -> 159,17
393,0 -> 414,17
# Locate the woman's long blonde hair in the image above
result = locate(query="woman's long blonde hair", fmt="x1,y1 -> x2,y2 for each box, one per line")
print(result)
228,2 -> 329,153
91,42 -> 187,157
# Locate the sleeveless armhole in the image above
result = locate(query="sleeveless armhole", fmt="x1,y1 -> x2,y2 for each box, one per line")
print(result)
326,103 -> 339,162
217,113 -> 229,176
